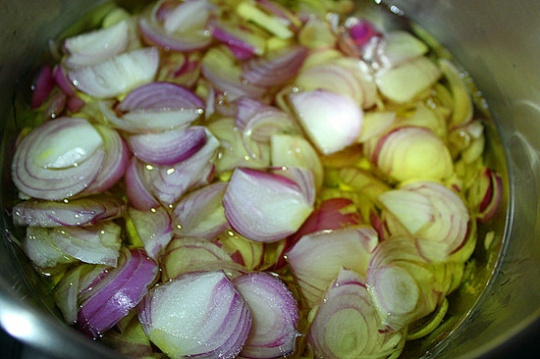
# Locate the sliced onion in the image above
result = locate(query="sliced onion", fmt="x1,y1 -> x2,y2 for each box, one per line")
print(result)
289,89 -> 363,155
11,117 -> 105,200
234,272 -> 299,359
124,156 -> 161,211
439,58 -> 473,128
69,47 -> 159,99
161,0 -> 216,34
127,126 -> 207,165
31,64 -> 56,109
237,1 -> 294,39
53,64 -> 76,96
379,181 -> 471,261
286,226 -> 378,306
210,19 -> 266,60
379,31 -> 429,69
366,237 -> 445,331
23,226 -> 76,268
13,195 -> 126,227
376,56 -> 441,104
81,124 -> 130,195
357,111 -> 396,143
223,167 -> 314,243
63,20 -> 130,69
308,268 -> 405,359
138,9 -> 212,52
117,81 -> 205,112
138,271 -> 252,358
270,133 -> 324,190
101,314 -> 155,358
242,45 -> 308,87
364,126 -> 454,183
201,47 -> 266,101
216,230 -> 265,271
78,248 -> 159,338
161,238 -> 233,281
128,206 -> 173,260
172,182 -> 229,240
468,168 -> 503,223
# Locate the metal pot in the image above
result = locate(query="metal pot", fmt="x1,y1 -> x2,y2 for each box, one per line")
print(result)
1,0 -> 539,358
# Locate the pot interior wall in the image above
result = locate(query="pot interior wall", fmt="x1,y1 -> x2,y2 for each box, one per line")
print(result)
0,1 -> 539,358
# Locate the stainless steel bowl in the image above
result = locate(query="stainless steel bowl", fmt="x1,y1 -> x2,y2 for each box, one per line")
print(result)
1,0 -> 539,358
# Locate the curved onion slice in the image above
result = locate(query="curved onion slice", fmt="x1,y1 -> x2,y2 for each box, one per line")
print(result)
234,272 -> 300,359
172,182 -> 229,240
380,31 -> 429,69
308,268 -> 405,359
289,89 -> 363,155
78,248 -> 159,338
138,16 -> 212,52
210,19 -> 265,60
31,65 -> 55,109
286,226 -> 378,306
13,195 -> 126,227
161,238 -> 233,281
223,167 -> 314,243
364,126 -> 453,183
379,181 -> 471,261
69,47 -> 159,99
376,56 -> 441,104
161,0 -> 216,34
128,206 -> 173,260
366,237 -> 453,331
11,117 -> 105,200
138,271 -> 252,359
468,168 -> 503,223
242,45 -> 308,87
124,157 -> 161,211
216,230 -> 265,271
439,58 -> 473,128
128,126 -> 207,165
63,20 -> 131,69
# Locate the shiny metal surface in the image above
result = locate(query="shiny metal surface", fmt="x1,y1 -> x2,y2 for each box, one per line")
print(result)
0,1 -> 539,358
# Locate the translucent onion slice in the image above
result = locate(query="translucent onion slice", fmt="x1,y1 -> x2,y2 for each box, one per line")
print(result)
380,31 -> 429,69
237,1 -> 294,39
161,238 -> 234,281
289,89 -> 363,155
308,268 -> 405,359
161,0 -> 216,34
13,195 -> 126,227
138,271 -> 252,359
216,230 -> 265,271
63,20 -> 130,68
439,58 -> 473,128
376,56 -> 441,104
124,157 -> 161,211
127,126 -> 208,165
222,167 -> 314,243
78,248 -> 159,338
234,272 -> 300,359
366,237 -> 445,331
286,226 -> 378,306
31,65 -> 55,109
468,168 -> 503,223
128,206 -> 173,260
11,117 -> 105,200
68,47 -> 159,99
172,182 -> 229,240
379,181 -> 471,261
210,19 -> 266,60
364,126 -> 454,183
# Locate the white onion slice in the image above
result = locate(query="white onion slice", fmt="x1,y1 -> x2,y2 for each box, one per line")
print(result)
289,89 -> 363,155
286,226 -> 378,306
64,20 -> 131,68
12,117 -> 105,200
234,272 -> 300,359
308,268 -> 405,359
69,47 -> 159,98
223,167 -> 314,243
138,271 -> 252,359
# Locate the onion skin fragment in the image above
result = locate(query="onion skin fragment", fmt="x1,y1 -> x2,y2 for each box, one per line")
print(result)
308,268 -> 405,359
138,271 -> 252,359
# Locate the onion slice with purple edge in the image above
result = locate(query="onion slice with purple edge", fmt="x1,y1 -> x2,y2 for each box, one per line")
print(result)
13,195 -> 126,227
69,47 -> 160,99
172,181 -> 229,240
11,117 -> 105,200
124,157 -> 161,211
242,45 -> 308,87
289,89 -> 363,155
308,268 -> 405,359
138,271 -> 252,359
233,272 -> 300,359
78,247 -> 159,338
223,167 -> 314,243
286,226 -> 378,306
128,206 -> 174,260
